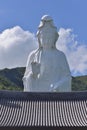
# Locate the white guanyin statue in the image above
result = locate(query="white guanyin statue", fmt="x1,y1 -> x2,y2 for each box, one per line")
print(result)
23,15 -> 72,92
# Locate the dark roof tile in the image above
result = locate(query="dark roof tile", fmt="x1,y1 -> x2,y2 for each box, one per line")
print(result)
0,90 -> 87,127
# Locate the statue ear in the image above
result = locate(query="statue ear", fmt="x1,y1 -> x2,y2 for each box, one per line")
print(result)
55,32 -> 59,42
54,32 -> 59,47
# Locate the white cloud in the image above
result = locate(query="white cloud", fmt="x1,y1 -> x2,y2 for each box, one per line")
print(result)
0,26 -> 38,69
0,26 -> 87,76
57,28 -> 87,76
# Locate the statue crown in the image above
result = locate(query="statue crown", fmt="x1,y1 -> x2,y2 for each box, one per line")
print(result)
41,15 -> 53,22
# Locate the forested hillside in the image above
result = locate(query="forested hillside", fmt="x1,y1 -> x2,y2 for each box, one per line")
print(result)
0,67 -> 87,91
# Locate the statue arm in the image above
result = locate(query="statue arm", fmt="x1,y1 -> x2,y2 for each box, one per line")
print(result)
23,51 -> 36,80
50,53 -> 71,92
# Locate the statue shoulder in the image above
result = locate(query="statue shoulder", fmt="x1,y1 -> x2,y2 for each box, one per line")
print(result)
57,50 -> 70,70
56,49 -> 66,58
56,49 -> 68,64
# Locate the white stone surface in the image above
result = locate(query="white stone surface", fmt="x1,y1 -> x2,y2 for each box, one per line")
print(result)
23,15 -> 71,92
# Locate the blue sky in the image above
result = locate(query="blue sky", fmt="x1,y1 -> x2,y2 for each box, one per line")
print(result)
0,0 -> 87,76
0,0 -> 87,42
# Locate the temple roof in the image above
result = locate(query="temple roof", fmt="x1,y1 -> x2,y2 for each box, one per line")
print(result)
0,90 -> 87,127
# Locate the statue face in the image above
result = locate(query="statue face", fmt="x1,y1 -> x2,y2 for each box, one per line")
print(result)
38,24 -> 58,48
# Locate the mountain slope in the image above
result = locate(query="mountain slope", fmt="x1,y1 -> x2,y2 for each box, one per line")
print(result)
0,67 -> 87,91
0,67 -> 25,90
72,76 -> 87,91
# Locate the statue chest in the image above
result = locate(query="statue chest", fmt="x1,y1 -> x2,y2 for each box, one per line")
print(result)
39,50 -> 62,77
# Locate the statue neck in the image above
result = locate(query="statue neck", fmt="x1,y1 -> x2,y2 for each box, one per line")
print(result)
42,46 -> 55,50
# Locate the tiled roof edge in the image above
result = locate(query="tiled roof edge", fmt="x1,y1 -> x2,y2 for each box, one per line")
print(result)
0,90 -> 87,101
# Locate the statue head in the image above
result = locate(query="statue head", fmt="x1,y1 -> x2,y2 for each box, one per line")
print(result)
36,15 -> 59,48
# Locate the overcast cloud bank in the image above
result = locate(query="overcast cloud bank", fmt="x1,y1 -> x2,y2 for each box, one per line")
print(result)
0,26 -> 87,76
